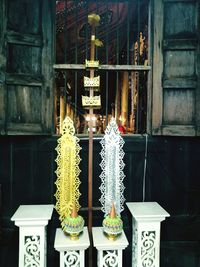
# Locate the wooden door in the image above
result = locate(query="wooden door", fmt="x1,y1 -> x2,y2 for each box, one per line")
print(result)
152,0 -> 200,136
0,0 -> 55,134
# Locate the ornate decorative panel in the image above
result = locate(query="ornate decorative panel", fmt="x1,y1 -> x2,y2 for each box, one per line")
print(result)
24,235 -> 40,267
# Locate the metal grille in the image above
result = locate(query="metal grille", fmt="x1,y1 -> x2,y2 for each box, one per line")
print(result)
54,0 -> 150,134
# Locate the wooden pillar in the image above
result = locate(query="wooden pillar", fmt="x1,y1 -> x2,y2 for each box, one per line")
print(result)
121,72 -> 129,128
60,87 -> 65,133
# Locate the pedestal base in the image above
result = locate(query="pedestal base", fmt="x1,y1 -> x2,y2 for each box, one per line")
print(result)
92,227 -> 128,267
127,202 -> 170,267
54,227 -> 90,267
11,204 -> 54,267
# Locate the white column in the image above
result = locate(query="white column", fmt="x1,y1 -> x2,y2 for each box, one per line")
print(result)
54,227 -> 90,267
126,202 -> 170,267
92,227 -> 129,267
11,204 -> 54,267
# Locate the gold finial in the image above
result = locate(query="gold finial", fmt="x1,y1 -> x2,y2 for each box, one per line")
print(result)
71,204 -> 78,218
88,13 -> 100,27
110,203 -> 116,219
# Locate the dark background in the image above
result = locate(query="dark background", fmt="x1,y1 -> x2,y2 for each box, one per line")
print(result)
0,135 -> 200,266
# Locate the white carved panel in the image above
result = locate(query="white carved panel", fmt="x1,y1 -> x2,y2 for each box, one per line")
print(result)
141,231 -> 156,267
102,250 -> 120,267
63,251 -> 81,267
24,235 -> 40,267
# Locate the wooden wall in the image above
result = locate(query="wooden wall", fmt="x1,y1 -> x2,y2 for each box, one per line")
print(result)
152,0 -> 200,136
0,135 -> 200,266
0,0 -> 55,135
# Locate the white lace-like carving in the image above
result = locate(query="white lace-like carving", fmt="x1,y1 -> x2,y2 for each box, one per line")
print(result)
64,251 -> 80,267
24,235 -> 40,267
102,250 -> 118,267
141,231 -> 156,267
99,117 -> 125,216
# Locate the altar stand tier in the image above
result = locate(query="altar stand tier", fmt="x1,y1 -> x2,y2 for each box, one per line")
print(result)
54,227 -> 90,267
92,227 -> 129,267
126,202 -> 170,267
11,204 -> 54,267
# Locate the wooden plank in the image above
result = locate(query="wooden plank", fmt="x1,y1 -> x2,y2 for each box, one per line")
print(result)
7,43 -> 42,75
163,89 -> 195,125
164,0 -> 196,2
6,31 -> 42,46
53,64 -> 151,71
164,1 -> 197,38
163,77 -> 197,88
6,123 -> 43,134
164,50 -> 195,78
195,0 -> 200,135
3,0 -> 54,135
7,0 -> 41,35
152,0 -> 164,135
163,39 -> 197,50
6,84 -> 42,127
0,0 -> 6,134
162,125 -> 196,136
147,0 -> 152,134
41,0 -> 55,133
6,73 -> 42,86
161,0 -> 198,136
0,83 -> 5,132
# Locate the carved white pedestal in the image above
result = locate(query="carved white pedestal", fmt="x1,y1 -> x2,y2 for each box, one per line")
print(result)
92,227 -> 129,267
126,202 -> 170,267
54,227 -> 90,267
11,204 -> 54,267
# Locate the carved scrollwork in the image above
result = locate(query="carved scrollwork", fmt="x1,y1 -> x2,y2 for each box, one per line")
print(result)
24,235 -> 40,267
141,231 -> 156,267
102,250 -> 118,267
64,251 -> 80,267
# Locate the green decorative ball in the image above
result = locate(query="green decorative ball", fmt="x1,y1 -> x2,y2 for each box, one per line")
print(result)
103,215 -> 123,236
62,215 -> 84,235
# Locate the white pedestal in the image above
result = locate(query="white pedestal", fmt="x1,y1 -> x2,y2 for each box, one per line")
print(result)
92,227 -> 129,267
11,204 -> 54,267
54,227 -> 90,267
126,202 -> 170,267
